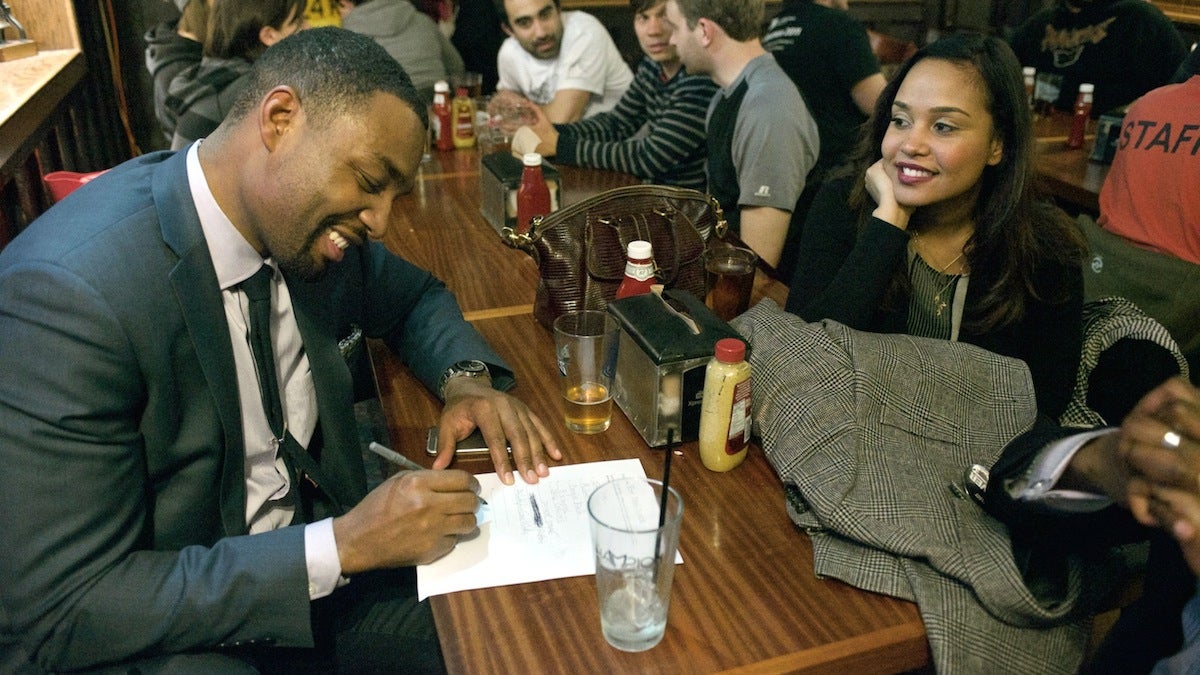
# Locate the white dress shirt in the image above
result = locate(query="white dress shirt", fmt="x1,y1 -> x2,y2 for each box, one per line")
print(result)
1006,427 -> 1117,513
186,143 -> 343,599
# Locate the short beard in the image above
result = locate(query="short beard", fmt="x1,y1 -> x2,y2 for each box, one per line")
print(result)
274,216 -> 342,282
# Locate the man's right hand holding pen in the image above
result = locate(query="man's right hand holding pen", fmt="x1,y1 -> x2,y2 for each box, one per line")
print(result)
334,375 -> 560,572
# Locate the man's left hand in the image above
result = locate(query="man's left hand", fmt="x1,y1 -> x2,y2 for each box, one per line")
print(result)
432,377 -> 562,484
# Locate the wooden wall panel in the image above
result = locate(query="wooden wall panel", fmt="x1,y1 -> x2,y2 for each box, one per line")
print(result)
6,0 -> 80,50
1152,2 -> 1200,30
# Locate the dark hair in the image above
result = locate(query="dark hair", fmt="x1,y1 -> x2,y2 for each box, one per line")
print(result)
227,27 -> 428,130
205,0 -> 306,60
493,0 -> 561,28
630,0 -> 664,13
844,32 -> 1083,332
670,0 -> 763,42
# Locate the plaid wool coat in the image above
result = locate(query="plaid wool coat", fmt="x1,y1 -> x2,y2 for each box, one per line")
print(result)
734,300 -> 1093,674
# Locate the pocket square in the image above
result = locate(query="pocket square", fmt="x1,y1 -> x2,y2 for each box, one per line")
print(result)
337,324 -> 363,361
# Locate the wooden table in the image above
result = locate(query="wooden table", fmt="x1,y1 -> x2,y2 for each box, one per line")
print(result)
1033,111 -> 1109,215
372,147 -> 931,674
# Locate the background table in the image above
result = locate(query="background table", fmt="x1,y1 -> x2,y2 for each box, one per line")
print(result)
1033,111 -> 1109,215
370,147 -> 932,673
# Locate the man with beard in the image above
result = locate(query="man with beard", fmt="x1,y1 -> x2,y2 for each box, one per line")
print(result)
1009,0 -> 1187,116
0,27 -> 559,674
491,0 -> 633,122
517,0 -> 718,189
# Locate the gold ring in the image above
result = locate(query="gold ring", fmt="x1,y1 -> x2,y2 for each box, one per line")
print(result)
1163,430 -> 1182,449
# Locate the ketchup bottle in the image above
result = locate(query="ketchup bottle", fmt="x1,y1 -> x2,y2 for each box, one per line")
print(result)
1022,66 -> 1036,110
432,81 -> 453,152
516,153 -> 551,234
1066,83 -> 1094,150
615,240 -> 657,298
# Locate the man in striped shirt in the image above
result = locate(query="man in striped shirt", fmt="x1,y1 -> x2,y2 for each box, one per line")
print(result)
520,0 -> 718,190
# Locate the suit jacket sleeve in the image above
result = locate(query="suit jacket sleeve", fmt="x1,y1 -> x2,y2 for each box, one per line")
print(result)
984,417 -> 1140,554
355,241 -> 515,392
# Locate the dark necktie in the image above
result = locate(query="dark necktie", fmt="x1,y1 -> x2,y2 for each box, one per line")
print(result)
239,265 -> 345,518
241,265 -> 286,439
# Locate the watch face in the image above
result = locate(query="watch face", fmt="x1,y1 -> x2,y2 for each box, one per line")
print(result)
439,360 -> 490,398
454,360 -> 487,374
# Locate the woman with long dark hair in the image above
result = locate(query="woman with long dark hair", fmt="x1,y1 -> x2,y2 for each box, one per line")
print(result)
785,32 -> 1084,418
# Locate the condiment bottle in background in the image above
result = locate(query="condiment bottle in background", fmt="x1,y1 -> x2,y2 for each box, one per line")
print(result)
699,338 -> 752,472
1066,82 -> 1094,150
452,86 -> 476,149
432,80 -> 453,152
1022,66 -> 1036,110
516,153 -> 552,235
615,240 -> 657,299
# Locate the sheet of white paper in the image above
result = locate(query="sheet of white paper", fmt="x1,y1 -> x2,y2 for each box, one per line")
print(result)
417,458 -> 682,600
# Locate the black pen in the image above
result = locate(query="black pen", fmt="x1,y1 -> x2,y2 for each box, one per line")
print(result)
368,441 -> 488,505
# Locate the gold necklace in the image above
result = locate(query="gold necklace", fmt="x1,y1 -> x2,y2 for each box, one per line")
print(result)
930,255 -> 963,317
911,233 -> 965,317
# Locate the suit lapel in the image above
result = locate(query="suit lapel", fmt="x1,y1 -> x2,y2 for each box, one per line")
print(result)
289,273 -> 368,508
154,151 -> 249,536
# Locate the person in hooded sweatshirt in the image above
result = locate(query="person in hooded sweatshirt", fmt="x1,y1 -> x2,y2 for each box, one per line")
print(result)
166,0 -> 307,150
337,0 -> 466,106
144,0 -> 208,148
1009,0 -> 1187,116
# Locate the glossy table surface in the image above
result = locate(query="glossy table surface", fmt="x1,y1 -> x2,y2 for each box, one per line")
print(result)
371,147 -> 931,674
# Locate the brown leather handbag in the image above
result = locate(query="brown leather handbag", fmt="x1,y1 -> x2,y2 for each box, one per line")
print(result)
502,185 -> 727,328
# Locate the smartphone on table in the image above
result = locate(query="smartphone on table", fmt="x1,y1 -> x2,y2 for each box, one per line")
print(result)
425,427 -> 510,457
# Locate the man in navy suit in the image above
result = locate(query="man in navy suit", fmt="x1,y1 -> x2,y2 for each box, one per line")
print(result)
0,27 -> 559,673
987,374 -> 1198,673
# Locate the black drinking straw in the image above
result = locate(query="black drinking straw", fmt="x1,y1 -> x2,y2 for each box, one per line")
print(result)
653,427 -> 675,582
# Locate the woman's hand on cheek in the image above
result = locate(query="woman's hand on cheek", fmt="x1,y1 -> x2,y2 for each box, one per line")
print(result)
866,159 -> 912,231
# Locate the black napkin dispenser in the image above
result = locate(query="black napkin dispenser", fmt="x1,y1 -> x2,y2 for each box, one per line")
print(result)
479,152 -> 561,235
607,290 -> 745,447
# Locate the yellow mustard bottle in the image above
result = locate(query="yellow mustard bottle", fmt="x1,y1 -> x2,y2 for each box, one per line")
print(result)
698,337 -> 751,472
451,86 -> 476,149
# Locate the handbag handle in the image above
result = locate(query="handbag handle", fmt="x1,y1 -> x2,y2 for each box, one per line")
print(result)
501,184 -> 728,251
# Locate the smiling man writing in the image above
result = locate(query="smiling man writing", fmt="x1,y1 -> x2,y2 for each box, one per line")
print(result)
0,27 -> 559,673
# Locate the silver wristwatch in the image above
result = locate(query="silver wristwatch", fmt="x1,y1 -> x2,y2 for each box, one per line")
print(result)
437,359 -> 490,398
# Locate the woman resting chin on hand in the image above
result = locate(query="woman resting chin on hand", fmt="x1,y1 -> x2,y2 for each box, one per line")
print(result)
785,32 -> 1084,420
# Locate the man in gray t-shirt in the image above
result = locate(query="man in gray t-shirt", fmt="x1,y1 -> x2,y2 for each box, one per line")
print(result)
664,0 -> 818,280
